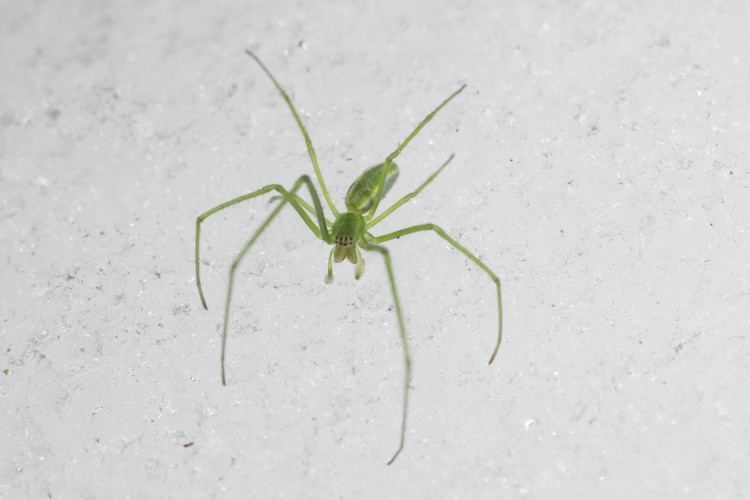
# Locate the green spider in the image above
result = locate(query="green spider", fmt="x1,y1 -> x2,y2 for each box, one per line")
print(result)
195,50 -> 503,465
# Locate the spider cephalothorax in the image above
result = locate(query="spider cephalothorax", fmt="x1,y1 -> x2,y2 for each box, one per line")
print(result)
329,211 -> 366,278
331,212 -> 365,250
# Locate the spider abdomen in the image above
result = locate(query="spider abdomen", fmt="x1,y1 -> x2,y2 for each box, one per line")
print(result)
345,162 -> 399,213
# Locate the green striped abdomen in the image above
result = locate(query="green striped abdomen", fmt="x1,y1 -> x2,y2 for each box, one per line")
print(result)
345,162 -> 399,214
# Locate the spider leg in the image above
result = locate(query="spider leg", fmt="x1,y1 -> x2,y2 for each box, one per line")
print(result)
367,154 -> 455,229
214,176 -> 330,385
365,85 -> 466,221
269,193 -> 334,227
359,242 -> 411,465
325,247 -> 335,284
246,50 -> 339,217
195,176 -> 330,310
372,223 -> 503,365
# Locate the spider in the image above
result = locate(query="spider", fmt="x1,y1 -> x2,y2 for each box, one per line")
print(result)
195,50 -> 503,465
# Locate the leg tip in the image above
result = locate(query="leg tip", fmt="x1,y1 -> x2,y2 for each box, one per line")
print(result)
488,340 -> 501,365
386,446 -> 403,466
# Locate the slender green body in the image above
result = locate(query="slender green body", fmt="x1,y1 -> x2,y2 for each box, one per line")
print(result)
194,50 -> 504,466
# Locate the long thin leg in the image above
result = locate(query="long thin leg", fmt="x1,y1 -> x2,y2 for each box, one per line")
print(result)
220,175 -> 327,385
246,50 -> 339,217
269,192 -> 334,227
360,243 -> 411,465
366,154 -> 454,229
365,85 -> 466,222
372,224 -> 503,365
196,175 -> 330,309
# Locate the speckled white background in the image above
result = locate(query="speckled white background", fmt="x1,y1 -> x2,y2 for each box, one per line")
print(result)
1,1 -> 749,499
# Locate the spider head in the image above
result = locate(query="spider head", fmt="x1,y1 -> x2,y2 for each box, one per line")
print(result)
327,212 -> 367,282
331,212 -> 366,259
333,225 -> 359,264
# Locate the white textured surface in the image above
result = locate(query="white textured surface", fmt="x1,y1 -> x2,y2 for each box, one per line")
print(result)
2,1 -> 749,499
